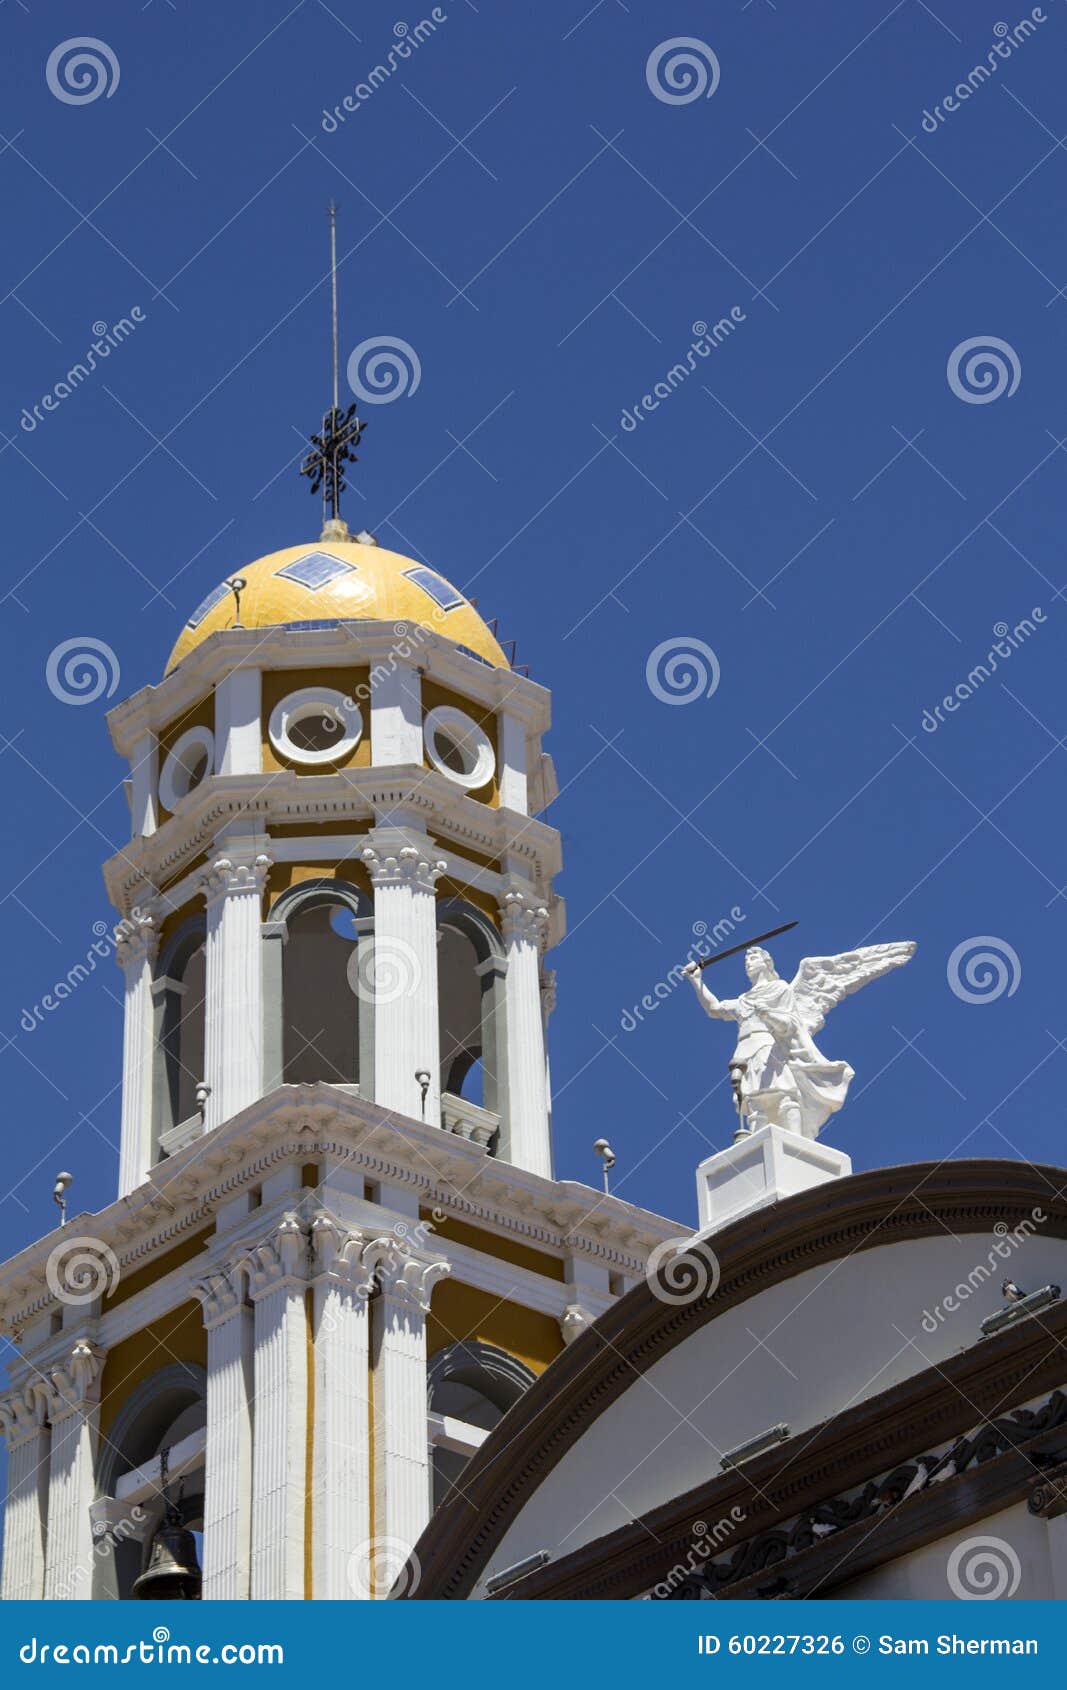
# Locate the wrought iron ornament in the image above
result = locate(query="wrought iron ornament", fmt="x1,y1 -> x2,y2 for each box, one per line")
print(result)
300,202 -> 365,524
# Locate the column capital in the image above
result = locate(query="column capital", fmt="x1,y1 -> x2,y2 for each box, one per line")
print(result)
361,833 -> 446,894
364,1239 -> 450,1312
310,1213 -> 376,1298
0,1383 -> 48,1450
43,1339 -> 105,1422
500,884 -> 550,947
202,852 -> 272,908
193,1259 -> 246,1328
114,905 -> 160,970
243,1214 -> 309,1300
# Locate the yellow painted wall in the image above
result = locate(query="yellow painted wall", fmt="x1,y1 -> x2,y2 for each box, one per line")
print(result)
104,1227 -> 213,1311
427,1281 -> 563,1376
156,693 -> 216,825
266,856 -> 372,904
423,1212 -> 564,1282
422,677 -> 500,806
98,1302 -> 207,1441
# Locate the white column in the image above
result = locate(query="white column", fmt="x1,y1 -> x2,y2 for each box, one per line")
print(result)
501,886 -> 553,1177
216,668 -> 262,776
367,1248 -> 449,1594
362,833 -> 445,1126
498,711 -> 528,814
310,1215 -> 374,1598
42,1340 -> 104,1601
202,851 -> 270,1129
0,1385 -> 49,1599
195,1260 -> 253,1600
116,909 -> 159,1197
247,1215 -> 309,1601
129,732 -> 158,838
370,660 -> 422,765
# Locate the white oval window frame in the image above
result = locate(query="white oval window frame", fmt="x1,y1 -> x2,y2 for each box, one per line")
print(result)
268,687 -> 363,767
159,725 -> 215,812
423,705 -> 496,791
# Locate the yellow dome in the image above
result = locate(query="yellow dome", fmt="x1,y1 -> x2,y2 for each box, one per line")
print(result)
165,539 -> 509,675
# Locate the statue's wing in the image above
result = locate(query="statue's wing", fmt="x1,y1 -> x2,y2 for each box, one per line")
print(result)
790,942 -> 916,1036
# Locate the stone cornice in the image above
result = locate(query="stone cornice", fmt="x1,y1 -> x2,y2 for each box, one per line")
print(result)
107,623 -> 552,757
101,770 -> 561,916
0,1086 -> 683,1336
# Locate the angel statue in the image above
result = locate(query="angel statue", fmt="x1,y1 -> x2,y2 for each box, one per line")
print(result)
682,940 -> 916,1140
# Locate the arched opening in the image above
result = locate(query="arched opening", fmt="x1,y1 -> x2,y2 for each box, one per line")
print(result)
436,902 -> 506,1149
95,1363 -> 207,1600
157,922 -> 207,1154
428,1342 -> 535,1513
275,884 -> 368,1088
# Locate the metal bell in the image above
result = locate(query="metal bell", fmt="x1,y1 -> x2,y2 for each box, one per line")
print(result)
131,1507 -> 202,1600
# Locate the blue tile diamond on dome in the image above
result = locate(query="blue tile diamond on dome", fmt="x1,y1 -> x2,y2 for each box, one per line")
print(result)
185,581 -> 231,630
275,551 -> 354,591
402,565 -> 464,612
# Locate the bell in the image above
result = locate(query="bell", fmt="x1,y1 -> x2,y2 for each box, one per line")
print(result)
131,1507 -> 201,1601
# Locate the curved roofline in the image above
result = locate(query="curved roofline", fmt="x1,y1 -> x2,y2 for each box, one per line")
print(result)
407,1157 -> 1067,1599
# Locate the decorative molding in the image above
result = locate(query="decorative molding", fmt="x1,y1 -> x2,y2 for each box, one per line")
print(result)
0,1383 -> 47,1450
364,1241 -> 451,1312
193,1260 -> 245,1328
113,906 -> 159,970
309,1214 -> 376,1298
243,1214 -> 308,1299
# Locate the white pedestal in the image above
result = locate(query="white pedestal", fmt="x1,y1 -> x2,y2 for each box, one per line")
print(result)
694,1125 -> 852,1239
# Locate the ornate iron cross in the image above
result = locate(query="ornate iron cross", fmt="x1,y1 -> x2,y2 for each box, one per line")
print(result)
300,402 -> 364,523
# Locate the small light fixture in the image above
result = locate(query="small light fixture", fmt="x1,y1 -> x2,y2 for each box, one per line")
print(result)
415,1070 -> 431,1120
195,1082 -> 211,1124
52,1170 -> 73,1225
720,1423 -> 791,1470
226,576 -> 247,626
484,1550 -> 552,1595
593,1138 -> 616,1194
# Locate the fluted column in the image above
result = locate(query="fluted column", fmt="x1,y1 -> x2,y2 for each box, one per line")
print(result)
310,1215 -> 375,1598
361,834 -> 446,1126
42,1340 -> 104,1601
194,1261 -> 253,1600
116,909 -> 159,1196
0,1384 -> 49,1599
368,1246 -> 450,1592
501,885 -> 552,1177
202,851 -> 270,1129
247,1215 -> 309,1600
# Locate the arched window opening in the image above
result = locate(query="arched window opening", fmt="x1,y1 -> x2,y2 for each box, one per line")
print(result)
438,926 -> 484,1106
282,898 -> 360,1085
157,923 -> 207,1155
95,1364 -> 207,1601
428,1343 -> 535,1514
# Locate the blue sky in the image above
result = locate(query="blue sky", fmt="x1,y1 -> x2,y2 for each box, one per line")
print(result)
1,0 -> 1065,1269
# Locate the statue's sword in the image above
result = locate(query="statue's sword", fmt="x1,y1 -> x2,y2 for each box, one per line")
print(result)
695,920 -> 798,969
